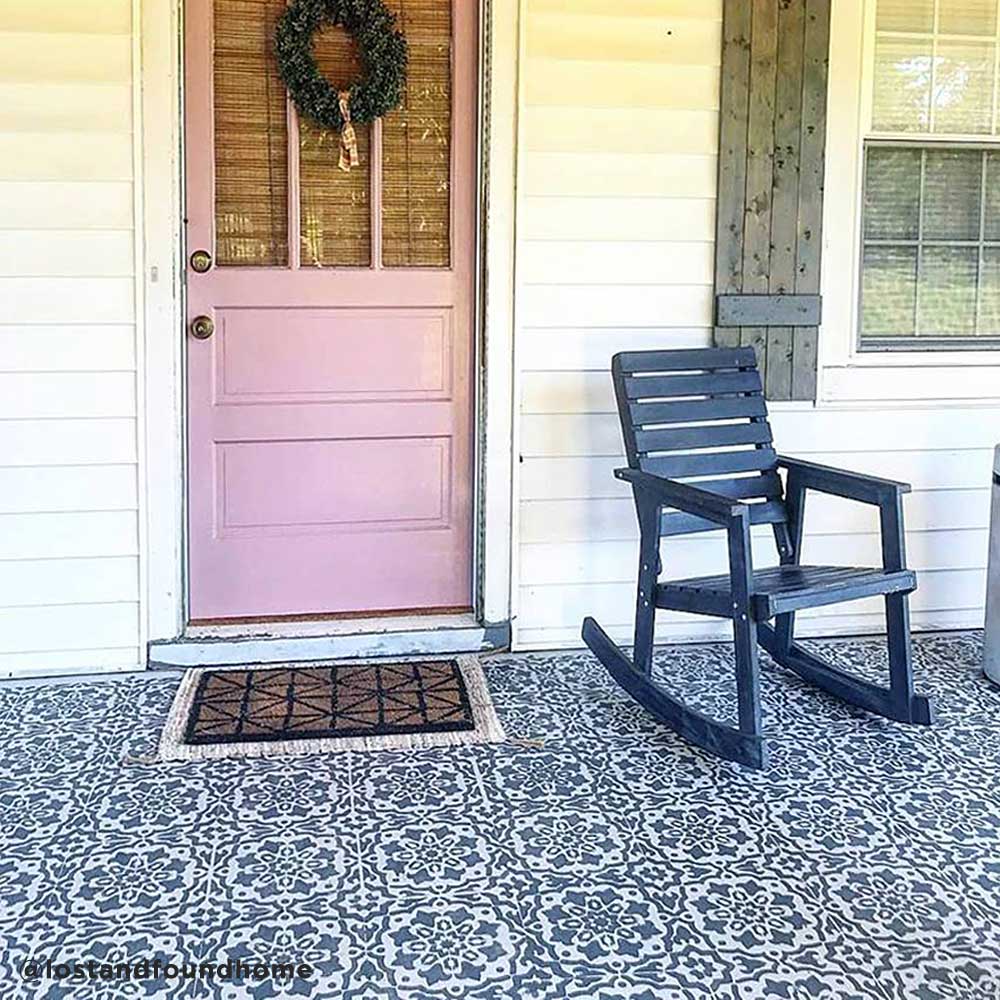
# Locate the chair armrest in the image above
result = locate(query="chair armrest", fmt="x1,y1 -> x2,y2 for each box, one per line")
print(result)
777,456 -> 911,506
615,468 -> 745,525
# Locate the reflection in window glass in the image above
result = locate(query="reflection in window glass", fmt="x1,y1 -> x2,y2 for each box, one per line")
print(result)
862,246 -> 918,338
933,41 -> 995,135
872,1 -> 1000,136
920,247 -> 979,335
864,148 -> 921,240
922,149 -> 981,240
872,38 -> 932,133
938,0 -> 997,35
877,0 -> 934,32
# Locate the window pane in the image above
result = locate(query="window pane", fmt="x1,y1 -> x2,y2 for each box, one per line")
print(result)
864,147 -> 921,239
933,41 -> 995,135
938,0 -> 997,36
873,37 -> 932,132
979,246 -> 1000,334
214,0 -> 289,267
299,25 -> 372,267
919,246 -> 979,335
877,0 -> 934,32
381,0 -> 452,268
983,151 -> 1000,240
923,149 -> 982,240
862,246 -> 918,336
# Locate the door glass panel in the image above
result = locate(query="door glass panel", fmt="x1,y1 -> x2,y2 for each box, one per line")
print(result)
214,0 -> 289,267
300,25 -> 372,267
382,0 -> 453,268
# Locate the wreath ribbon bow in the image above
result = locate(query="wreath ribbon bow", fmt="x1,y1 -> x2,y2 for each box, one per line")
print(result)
338,91 -> 360,173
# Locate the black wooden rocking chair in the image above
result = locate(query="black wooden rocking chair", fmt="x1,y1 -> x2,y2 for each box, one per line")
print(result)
582,347 -> 935,769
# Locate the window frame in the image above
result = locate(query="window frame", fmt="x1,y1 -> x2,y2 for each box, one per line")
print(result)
859,0 -> 1000,351
819,0 -> 1000,397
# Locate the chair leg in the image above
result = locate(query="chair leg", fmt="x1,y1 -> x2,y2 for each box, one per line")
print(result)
773,612 -> 795,657
728,513 -> 763,740
632,502 -> 660,678
734,612 -> 762,738
885,593 -> 935,725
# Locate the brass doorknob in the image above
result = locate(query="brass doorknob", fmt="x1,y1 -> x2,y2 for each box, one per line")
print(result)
190,249 -> 213,273
190,315 -> 215,340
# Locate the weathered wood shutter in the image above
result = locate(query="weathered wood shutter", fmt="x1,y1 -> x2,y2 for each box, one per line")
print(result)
713,0 -> 831,401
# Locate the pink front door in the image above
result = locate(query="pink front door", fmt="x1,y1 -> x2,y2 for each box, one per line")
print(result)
185,0 -> 476,620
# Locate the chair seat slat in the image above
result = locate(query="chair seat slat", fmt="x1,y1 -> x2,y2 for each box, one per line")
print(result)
629,396 -> 768,426
636,422 -> 772,454
624,370 -> 763,400
657,565 -> 917,619
615,347 -> 756,374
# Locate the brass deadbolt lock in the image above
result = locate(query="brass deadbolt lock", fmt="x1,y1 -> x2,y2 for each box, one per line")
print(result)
190,249 -> 213,273
190,315 -> 215,340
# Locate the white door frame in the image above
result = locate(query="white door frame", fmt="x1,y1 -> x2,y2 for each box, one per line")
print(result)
137,0 -> 520,649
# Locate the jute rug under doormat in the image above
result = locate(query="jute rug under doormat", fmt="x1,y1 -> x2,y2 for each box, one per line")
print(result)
158,656 -> 505,762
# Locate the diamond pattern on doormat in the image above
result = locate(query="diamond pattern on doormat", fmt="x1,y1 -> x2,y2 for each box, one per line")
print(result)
158,656 -> 505,761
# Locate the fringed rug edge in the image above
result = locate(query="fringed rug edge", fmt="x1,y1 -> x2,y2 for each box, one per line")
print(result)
157,655 -> 505,763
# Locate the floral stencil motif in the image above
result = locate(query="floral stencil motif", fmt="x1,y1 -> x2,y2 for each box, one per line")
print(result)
536,885 -> 669,969
384,900 -> 516,997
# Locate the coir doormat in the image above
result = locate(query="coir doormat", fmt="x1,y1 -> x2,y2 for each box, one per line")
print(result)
158,656 -> 505,762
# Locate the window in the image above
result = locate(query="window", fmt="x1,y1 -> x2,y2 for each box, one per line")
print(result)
860,0 -> 1000,348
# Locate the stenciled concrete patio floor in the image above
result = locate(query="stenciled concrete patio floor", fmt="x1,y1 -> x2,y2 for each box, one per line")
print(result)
1,632 -> 998,999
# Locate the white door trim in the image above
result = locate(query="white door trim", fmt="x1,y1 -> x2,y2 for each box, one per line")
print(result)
138,0 -> 519,652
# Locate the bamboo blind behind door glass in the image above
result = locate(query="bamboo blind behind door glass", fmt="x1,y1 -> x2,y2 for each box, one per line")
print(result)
382,0 -> 452,268
300,27 -> 372,267
214,0 -> 289,267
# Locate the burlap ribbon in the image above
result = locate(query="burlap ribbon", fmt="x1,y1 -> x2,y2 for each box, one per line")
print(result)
338,90 -> 360,172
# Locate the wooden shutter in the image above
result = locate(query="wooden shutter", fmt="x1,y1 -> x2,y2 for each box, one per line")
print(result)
713,0 -> 831,401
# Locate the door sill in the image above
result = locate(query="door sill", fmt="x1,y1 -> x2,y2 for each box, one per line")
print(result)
148,613 -> 510,669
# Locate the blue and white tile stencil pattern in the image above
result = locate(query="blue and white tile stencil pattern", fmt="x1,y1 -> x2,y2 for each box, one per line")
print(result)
1,633 -> 999,999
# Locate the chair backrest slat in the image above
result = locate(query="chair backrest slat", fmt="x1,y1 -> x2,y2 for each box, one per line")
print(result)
695,473 -> 783,502
611,347 -> 787,538
629,396 -> 768,425
661,500 -> 786,537
617,346 -> 758,373
624,370 -> 762,400
643,447 -> 777,480
635,421 -> 772,455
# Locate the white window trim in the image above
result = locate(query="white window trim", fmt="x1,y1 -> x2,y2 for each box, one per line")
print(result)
820,0 -> 1000,404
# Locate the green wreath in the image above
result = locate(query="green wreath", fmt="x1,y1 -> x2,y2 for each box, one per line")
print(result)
275,0 -> 408,131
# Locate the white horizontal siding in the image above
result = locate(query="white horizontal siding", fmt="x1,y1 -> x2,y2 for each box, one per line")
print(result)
0,4 -> 141,677
514,0 -> 722,649
0,182 -> 134,228
512,0 -> 997,650
0,231 -> 134,277
0,465 -> 137,513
